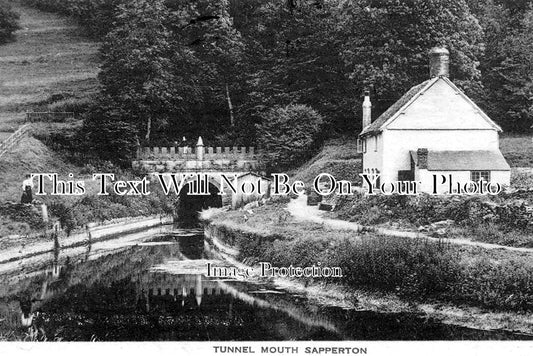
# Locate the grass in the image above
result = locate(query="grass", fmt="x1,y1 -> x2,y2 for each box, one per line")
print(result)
447,223 -> 533,248
285,133 -> 533,247
292,134 -> 533,188
204,132 -> 533,311
0,1 -> 99,132
332,192 -> 533,248
290,137 -> 363,187
0,2 -> 126,238
500,134 -> 533,168
0,133 -> 176,238
206,200 -> 533,312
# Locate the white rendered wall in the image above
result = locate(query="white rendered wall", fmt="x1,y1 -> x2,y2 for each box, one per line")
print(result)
417,169 -> 510,194
362,134 -> 383,175
380,129 -> 500,183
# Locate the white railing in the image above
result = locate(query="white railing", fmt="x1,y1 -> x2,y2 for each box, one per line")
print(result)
0,124 -> 31,159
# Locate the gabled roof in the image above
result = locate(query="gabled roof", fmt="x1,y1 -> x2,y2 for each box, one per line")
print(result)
360,77 -> 502,136
409,150 -> 510,171
236,172 -> 270,180
361,79 -> 433,136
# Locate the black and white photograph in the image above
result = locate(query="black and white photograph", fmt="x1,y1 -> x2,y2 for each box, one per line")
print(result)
0,0 -> 532,354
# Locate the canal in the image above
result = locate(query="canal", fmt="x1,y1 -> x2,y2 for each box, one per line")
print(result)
0,225 -> 531,341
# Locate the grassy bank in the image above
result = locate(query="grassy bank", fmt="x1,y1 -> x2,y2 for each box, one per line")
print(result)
0,1 -> 99,130
0,3 -> 176,239
332,192 -> 533,248
0,132 -> 176,238
204,199 -> 533,312
290,137 -> 362,187
500,134 -> 533,168
291,136 -> 533,248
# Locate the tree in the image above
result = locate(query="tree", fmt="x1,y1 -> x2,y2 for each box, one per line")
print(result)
98,0 -> 181,144
83,97 -> 140,165
238,0 -> 353,134
166,0 -> 246,138
484,10 -> 533,131
340,0 -> 484,124
256,104 -> 324,172
0,1 -> 19,44
92,0 -> 247,149
473,0 -> 533,132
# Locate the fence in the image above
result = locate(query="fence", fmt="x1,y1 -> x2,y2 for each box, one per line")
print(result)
25,111 -> 75,122
0,124 -> 31,159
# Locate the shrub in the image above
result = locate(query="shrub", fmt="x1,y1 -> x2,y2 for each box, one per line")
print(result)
48,201 -> 76,235
47,97 -> 93,114
0,203 -> 45,231
228,223 -> 533,311
256,104 -> 325,172
82,104 -> 139,167
335,193 -> 533,234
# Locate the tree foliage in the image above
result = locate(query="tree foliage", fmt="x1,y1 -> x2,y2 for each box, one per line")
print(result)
256,104 -> 324,172
22,0 -> 533,166
236,0 -> 354,132
473,0 -> 533,131
0,1 -> 19,43
83,99 -> 139,166
98,0 -> 178,144
339,0 -> 484,118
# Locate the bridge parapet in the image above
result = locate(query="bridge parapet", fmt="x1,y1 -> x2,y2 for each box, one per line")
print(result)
133,137 -> 261,173
137,145 -> 257,161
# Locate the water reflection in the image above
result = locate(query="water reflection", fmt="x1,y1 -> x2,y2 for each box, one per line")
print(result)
0,227 -> 531,341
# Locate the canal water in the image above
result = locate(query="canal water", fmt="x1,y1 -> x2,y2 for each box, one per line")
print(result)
0,225 -> 531,341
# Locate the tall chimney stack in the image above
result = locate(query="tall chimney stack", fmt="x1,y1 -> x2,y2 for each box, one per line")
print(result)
362,89 -> 371,130
429,47 -> 449,78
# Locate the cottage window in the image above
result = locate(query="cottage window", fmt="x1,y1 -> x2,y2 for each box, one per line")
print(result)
471,171 -> 490,182
357,138 -> 367,153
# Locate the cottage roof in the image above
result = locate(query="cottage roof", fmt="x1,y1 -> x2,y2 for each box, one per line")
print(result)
236,172 -> 271,181
409,150 -> 511,171
360,77 -> 502,136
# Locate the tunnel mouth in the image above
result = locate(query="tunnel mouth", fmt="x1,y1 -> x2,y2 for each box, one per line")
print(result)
176,181 -> 222,227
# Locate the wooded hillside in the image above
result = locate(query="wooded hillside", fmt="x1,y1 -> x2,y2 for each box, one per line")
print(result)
17,0 -> 533,168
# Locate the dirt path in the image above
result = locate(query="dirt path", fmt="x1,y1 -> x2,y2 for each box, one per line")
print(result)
0,1 -> 99,132
286,194 -> 533,253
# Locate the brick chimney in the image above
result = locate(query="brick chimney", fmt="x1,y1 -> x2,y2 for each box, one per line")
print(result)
417,148 -> 428,169
362,89 -> 372,130
429,47 -> 449,78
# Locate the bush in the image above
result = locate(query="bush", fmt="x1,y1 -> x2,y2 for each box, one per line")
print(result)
82,103 -> 139,167
335,193 -> 533,232
229,223 -> 533,311
0,1 -> 19,43
256,104 -> 325,172
47,97 -> 93,114
48,201 -> 76,235
0,203 -> 45,231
